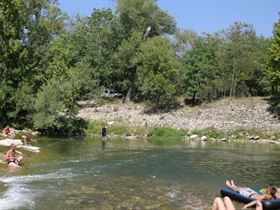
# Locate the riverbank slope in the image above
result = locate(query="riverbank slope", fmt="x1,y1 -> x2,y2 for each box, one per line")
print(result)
78,97 -> 280,131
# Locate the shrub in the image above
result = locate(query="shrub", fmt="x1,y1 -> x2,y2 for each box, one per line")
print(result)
192,127 -> 224,139
147,127 -> 186,146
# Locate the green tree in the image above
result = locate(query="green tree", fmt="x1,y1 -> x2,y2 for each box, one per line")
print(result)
116,0 -> 176,38
33,62 -> 93,135
267,15 -> 280,95
115,0 -> 176,102
0,0 -> 66,127
174,29 -> 197,58
182,36 -> 218,103
223,22 -> 257,96
136,36 -> 180,108
246,36 -> 271,96
116,30 -> 143,102
69,9 -> 124,96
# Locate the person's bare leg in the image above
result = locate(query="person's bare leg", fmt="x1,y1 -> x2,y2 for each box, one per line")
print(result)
226,180 -> 240,192
8,162 -> 19,167
226,180 -> 234,188
226,180 -> 232,187
223,196 -> 235,210
212,197 -> 226,210
8,162 -> 20,171
256,201 -> 263,210
230,180 -> 237,188
16,156 -> 23,164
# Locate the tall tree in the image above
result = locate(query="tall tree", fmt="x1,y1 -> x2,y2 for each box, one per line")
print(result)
0,0 -> 66,127
136,36 -> 180,108
182,36 -> 218,103
116,0 -> 176,38
174,29 -> 197,58
115,0 -> 176,102
267,15 -> 280,95
223,22 -> 257,96
116,30 -> 142,102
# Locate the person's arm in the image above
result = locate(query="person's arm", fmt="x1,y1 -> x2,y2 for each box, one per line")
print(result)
2,127 -> 7,133
242,200 -> 263,209
251,194 -> 267,200
6,150 -> 12,160
6,150 -> 9,159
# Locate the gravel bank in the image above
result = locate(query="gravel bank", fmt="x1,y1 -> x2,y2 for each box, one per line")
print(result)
77,97 -> 280,132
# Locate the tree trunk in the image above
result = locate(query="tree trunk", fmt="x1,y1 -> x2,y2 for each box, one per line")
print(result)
230,59 -> 237,97
192,92 -> 196,105
123,86 -> 133,103
156,94 -> 161,108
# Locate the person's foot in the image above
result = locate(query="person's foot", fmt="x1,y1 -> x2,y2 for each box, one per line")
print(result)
226,180 -> 231,187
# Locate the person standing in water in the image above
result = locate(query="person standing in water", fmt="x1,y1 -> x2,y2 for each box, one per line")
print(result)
101,123 -> 107,149
101,123 -> 107,142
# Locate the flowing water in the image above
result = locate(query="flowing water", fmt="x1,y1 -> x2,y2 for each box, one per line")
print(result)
0,138 -> 279,210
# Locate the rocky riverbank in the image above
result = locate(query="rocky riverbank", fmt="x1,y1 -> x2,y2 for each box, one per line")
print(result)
78,97 -> 280,133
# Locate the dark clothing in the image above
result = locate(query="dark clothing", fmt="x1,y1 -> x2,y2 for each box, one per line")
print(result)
101,127 -> 107,137
7,160 -> 16,164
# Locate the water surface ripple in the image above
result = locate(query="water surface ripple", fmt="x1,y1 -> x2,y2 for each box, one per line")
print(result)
0,138 -> 279,210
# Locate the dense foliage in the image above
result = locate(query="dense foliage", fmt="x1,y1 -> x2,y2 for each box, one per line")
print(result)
0,0 -> 279,135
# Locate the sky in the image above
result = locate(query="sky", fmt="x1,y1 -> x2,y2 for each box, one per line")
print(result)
58,0 -> 280,37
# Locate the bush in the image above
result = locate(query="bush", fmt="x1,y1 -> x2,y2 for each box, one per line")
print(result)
33,77 -> 87,136
147,127 -> 186,146
192,127 -> 224,139
37,116 -> 88,136
228,128 -> 270,140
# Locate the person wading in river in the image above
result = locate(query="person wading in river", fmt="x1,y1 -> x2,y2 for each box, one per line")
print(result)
101,123 -> 107,149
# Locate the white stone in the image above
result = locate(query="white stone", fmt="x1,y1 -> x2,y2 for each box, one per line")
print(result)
190,134 -> 198,140
32,131 -> 41,136
201,136 -> 207,141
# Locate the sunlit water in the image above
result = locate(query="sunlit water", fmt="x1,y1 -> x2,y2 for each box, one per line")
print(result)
0,138 -> 279,210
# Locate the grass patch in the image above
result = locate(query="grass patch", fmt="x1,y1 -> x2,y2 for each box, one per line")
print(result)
227,128 -> 271,140
86,121 -> 101,134
272,131 -> 280,140
192,127 -> 224,139
147,127 -> 186,146
86,121 -> 150,136
86,121 -> 280,143
86,121 -> 129,135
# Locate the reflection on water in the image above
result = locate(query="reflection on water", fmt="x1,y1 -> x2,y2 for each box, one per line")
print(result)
0,138 -> 279,209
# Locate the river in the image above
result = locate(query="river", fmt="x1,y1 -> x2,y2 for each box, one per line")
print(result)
0,138 -> 279,210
